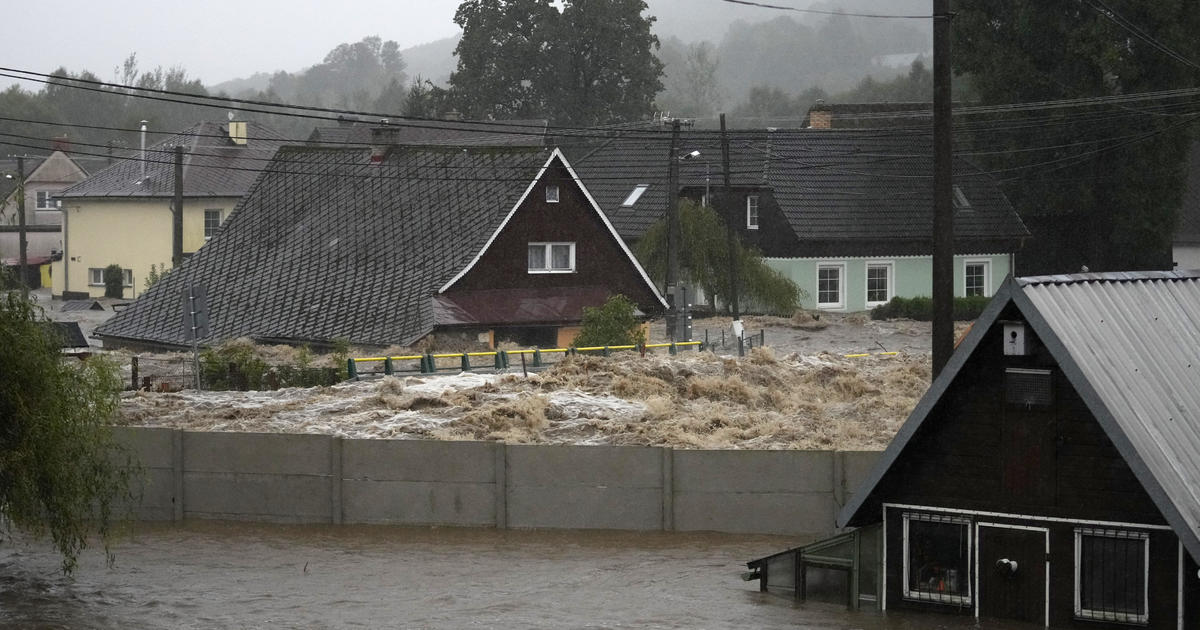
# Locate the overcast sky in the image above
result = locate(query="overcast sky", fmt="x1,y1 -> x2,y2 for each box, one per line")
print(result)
6,0 -> 464,87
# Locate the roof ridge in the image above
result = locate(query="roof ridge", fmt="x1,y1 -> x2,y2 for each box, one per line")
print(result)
1017,270 -> 1200,286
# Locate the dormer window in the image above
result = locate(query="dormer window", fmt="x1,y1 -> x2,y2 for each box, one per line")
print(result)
746,195 -> 760,229
952,185 -> 971,210
621,184 -> 649,207
546,185 -> 560,203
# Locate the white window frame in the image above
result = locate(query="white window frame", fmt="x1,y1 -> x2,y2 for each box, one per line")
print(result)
816,262 -> 845,310
88,267 -> 133,287
865,260 -> 895,307
204,209 -> 223,240
746,195 -> 760,230
545,185 -> 560,203
527,241 -> 575,274
1074,528 -> 1149,624
621,184 -> 649,207
35,190 -> 55,209
963,259 -> 990,297
902,512 -> 973,606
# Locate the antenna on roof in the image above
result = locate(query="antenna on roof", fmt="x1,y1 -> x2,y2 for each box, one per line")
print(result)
139,120 -> 148,182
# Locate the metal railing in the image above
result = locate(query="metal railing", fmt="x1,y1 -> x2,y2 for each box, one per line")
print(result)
347,341 -> 705,380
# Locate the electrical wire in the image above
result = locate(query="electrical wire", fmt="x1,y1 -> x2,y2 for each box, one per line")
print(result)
715,0 -> 930,19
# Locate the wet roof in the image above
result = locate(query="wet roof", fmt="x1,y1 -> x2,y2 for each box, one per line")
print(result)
57,121 -> 288,199
839,270 -> 1200,561
565,128 -> 1028,247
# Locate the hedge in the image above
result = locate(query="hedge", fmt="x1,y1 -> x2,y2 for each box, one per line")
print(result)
870,295 -> 991,321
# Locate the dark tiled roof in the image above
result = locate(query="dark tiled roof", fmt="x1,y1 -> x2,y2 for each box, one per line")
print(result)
566,128 -> 1028,248
434,286 -> 616,326
307,119 -> 548,147
95,145 -> 551,348
58,121 -> 287,199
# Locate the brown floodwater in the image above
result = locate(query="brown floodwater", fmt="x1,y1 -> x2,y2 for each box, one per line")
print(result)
0,521 -> 1037,629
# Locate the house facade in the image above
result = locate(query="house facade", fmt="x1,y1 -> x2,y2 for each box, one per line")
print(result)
0,150 -> 89,261
565,128 -> 1028,313
52,120 -> 287,299
784,271 -> 1200,628
94,145 -> 664,351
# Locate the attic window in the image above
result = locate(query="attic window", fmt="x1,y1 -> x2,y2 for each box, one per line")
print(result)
952,185 -> 971,210
546,185 -> 560,203
622,184 -> 649,207
1005,368 -> 1053,407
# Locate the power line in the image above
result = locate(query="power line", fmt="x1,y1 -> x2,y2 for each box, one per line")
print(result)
1086,0 -> 1200,71
715,0 -> 930,19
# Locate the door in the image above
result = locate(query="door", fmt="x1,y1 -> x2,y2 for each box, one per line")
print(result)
977,523 -> 1048,626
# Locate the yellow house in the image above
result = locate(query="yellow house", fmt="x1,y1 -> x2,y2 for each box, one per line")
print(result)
52,120 -> 286,298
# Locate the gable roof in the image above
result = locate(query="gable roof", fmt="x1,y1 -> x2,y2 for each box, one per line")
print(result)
838,270 -> 1200,561
565,128 -> 1028,250
95,145 -> 661,349
57,121 -> 287,199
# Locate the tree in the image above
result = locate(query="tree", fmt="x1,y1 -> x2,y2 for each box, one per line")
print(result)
447,0 -> 663,125
572,294 -> 646,348
952,1 -> 1200,273
102,264 -> 124,299
448,0 -> 559,119
635,199 -> 802,315
658,41 -> 723,117
549,0 -> 664,125
0,286 -> 132,573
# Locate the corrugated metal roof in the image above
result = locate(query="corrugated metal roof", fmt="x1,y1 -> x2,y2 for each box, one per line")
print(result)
1018,270 -> 1200,557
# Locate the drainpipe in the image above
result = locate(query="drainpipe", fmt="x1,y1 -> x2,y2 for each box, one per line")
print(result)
60,199 -> 68,295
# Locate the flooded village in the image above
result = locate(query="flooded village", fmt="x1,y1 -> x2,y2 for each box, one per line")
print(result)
3,1 -> 1200,628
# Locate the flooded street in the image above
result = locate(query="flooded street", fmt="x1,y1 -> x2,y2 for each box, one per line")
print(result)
0,521 -> 1037,629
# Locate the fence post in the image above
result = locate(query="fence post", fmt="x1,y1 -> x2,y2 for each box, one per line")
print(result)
500,350 -> 509,369
669,341 -> 677,355
603,345 -> 610,357
760,329 -> 765,346
384,357 -> 394,376
422,353 -> 435,374
131,355 -> 139,390
461,353 -> 471,372
533,348 -> 542,367
346,358 -> 358,381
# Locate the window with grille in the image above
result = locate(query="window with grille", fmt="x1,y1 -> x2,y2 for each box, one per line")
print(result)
204,209 -> 223,240
866,262 -> 892,306
88,267 -> 132,287
35,191 -> 55,209
904,513 -> 972,606
528,242 -> 574,273
964,261 -> 989,297
817,264 -> 843,308
746,195 -> 759,229
545,185 -> 560,203
1074,529 -> 1148,624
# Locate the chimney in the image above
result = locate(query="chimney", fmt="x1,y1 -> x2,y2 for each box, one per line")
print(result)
369,125 -> 398,164
808,104 -> 832,130
229,121 -> 248,145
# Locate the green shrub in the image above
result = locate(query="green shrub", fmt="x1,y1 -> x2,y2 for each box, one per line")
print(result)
572,295 -> 646,348
200,338 -> 268,390
102,264 -> 124,298
870,295 -> 991,321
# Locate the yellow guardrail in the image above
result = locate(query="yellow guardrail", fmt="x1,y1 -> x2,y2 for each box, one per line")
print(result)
843,351 -> 900,358
346,339 -> 708,379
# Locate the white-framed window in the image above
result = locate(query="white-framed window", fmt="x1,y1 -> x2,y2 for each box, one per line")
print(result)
865,261 -> 894,307
1074,528 -> 1149,624
88,267 -> 133,287
527,242 -> 575,273
204,209 -> 223,240
816,263 -> 845,309
964,260 -> 990,297
621,184 -> 649,207
35,190 -> 55,209
746,195 -> 759,229
545,185 -> 560,203
903,512 -> 973,606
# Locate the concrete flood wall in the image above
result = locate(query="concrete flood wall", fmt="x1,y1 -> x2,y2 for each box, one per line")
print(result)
113,427 -> 880,537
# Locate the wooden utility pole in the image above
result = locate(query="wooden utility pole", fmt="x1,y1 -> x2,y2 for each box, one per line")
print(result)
720,114 -> 739,322
665,119 -> 682,340
932,0 -> 954,378
172,145 -> 184,269
16,155 -> 28,297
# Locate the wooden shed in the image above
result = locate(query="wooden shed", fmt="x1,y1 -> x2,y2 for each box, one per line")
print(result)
751,271 -> 1200,628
